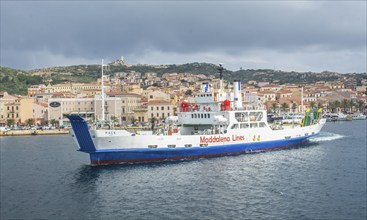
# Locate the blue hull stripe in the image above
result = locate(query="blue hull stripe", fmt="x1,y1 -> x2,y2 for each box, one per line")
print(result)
66,115 -> 96,153
89,135 -> 315,165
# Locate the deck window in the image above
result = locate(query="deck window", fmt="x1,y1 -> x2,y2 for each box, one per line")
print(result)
235,112 -> 249,122
240,123 -> 249,129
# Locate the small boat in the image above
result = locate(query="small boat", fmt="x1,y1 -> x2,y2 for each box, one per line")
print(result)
327,113 -> 352,122
330,115 -> 338,122
324,113 -> 338,122
352,114 -> 367,120
337,113 -> 348,121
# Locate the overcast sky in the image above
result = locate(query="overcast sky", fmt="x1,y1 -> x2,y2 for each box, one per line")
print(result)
1,1 -> 366,73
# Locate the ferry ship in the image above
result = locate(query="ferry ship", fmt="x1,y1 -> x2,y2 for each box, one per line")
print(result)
67,64 -> 326,165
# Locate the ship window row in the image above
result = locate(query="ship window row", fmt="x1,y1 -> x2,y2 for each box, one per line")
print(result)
191,113 -> 210,119
235,112 -> 263,122
230,122 -> 266,129
196,94 -> 213,97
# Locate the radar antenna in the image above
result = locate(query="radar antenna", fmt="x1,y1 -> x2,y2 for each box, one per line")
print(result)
218,63 -> 224,80
218,63 -> 224,91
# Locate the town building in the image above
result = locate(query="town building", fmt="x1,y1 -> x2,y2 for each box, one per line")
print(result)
19,97 -> 48,125
147,100 -> 174,122
106,92 -> 141,122
48,96 -> 122,126
0,91 -> 21,126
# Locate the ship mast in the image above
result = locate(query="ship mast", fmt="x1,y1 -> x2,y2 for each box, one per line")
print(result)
301,87 -> 304,113
101,59 -> 105,121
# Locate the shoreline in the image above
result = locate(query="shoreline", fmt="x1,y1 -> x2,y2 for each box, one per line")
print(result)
0,129 -> 70,136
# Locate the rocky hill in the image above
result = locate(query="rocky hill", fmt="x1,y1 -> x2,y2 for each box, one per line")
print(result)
1,63 -> 366,95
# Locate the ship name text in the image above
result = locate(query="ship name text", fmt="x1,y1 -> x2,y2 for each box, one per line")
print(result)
200,135 -> 245,144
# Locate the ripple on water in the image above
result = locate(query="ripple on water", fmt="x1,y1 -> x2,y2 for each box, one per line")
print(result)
1,121 -> 366,219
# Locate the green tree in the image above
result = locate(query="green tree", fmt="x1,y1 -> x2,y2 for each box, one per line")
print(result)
130,117 -> 137,125
271,103 -> 277,113
333,100 -> 341,112
317,102 -> 323,109
281,102 -> 289,112
341,99 -> 349,113
6,119 -> 15,127
356,100 -> 366,112
150,117 -> 157,130
50,119 -> 59,127
25,118 -> 35,127
111,116 -> 116,123
291,102 -> 297,112
185,89 -> 193,95
349,99 -> 354,113
326,102 -> 333,112
310,101 -> 316,109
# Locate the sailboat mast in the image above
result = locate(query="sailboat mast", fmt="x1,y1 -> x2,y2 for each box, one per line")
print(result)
101,59 -> 105,121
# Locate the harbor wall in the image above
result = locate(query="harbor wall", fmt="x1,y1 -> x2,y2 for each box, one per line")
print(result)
0,129 -> 69,136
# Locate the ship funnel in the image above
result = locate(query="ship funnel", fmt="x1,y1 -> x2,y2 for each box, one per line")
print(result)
201,82 -> 210,93
233,80 -> 242,109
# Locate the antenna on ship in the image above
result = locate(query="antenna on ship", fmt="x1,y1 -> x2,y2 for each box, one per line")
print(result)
218,63 -> 224,91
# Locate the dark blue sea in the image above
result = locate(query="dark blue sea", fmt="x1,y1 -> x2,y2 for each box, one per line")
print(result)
1,120 -> 366,220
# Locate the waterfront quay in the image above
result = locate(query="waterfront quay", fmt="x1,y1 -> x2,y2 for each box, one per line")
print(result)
0,129 -> 69,136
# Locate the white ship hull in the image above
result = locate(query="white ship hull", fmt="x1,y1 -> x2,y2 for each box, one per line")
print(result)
68,115 -> 325,165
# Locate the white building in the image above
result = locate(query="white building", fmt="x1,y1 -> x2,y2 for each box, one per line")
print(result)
48,96 -> 122,126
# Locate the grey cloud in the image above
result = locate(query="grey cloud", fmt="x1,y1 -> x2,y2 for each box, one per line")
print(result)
1,1 -> 366,72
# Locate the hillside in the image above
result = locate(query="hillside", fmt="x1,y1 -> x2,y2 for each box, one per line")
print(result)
0,67 -> 44,95
1,63 -> 366,95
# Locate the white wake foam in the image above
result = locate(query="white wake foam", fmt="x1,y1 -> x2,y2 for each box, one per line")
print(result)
309,132 -> 345,142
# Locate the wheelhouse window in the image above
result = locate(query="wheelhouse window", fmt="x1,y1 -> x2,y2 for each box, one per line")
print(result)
231,124 -> 239,129
249,112 -> 263,121
235,112 -> 249,122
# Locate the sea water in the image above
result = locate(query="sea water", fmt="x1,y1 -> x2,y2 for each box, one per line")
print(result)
1,120 -> 366,219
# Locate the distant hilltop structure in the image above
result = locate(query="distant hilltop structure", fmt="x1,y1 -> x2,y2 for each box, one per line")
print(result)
110,56 -> 132,67
110,56 -> 168,69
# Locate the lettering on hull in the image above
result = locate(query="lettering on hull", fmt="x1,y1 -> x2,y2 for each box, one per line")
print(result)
200,135 -> 245,144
